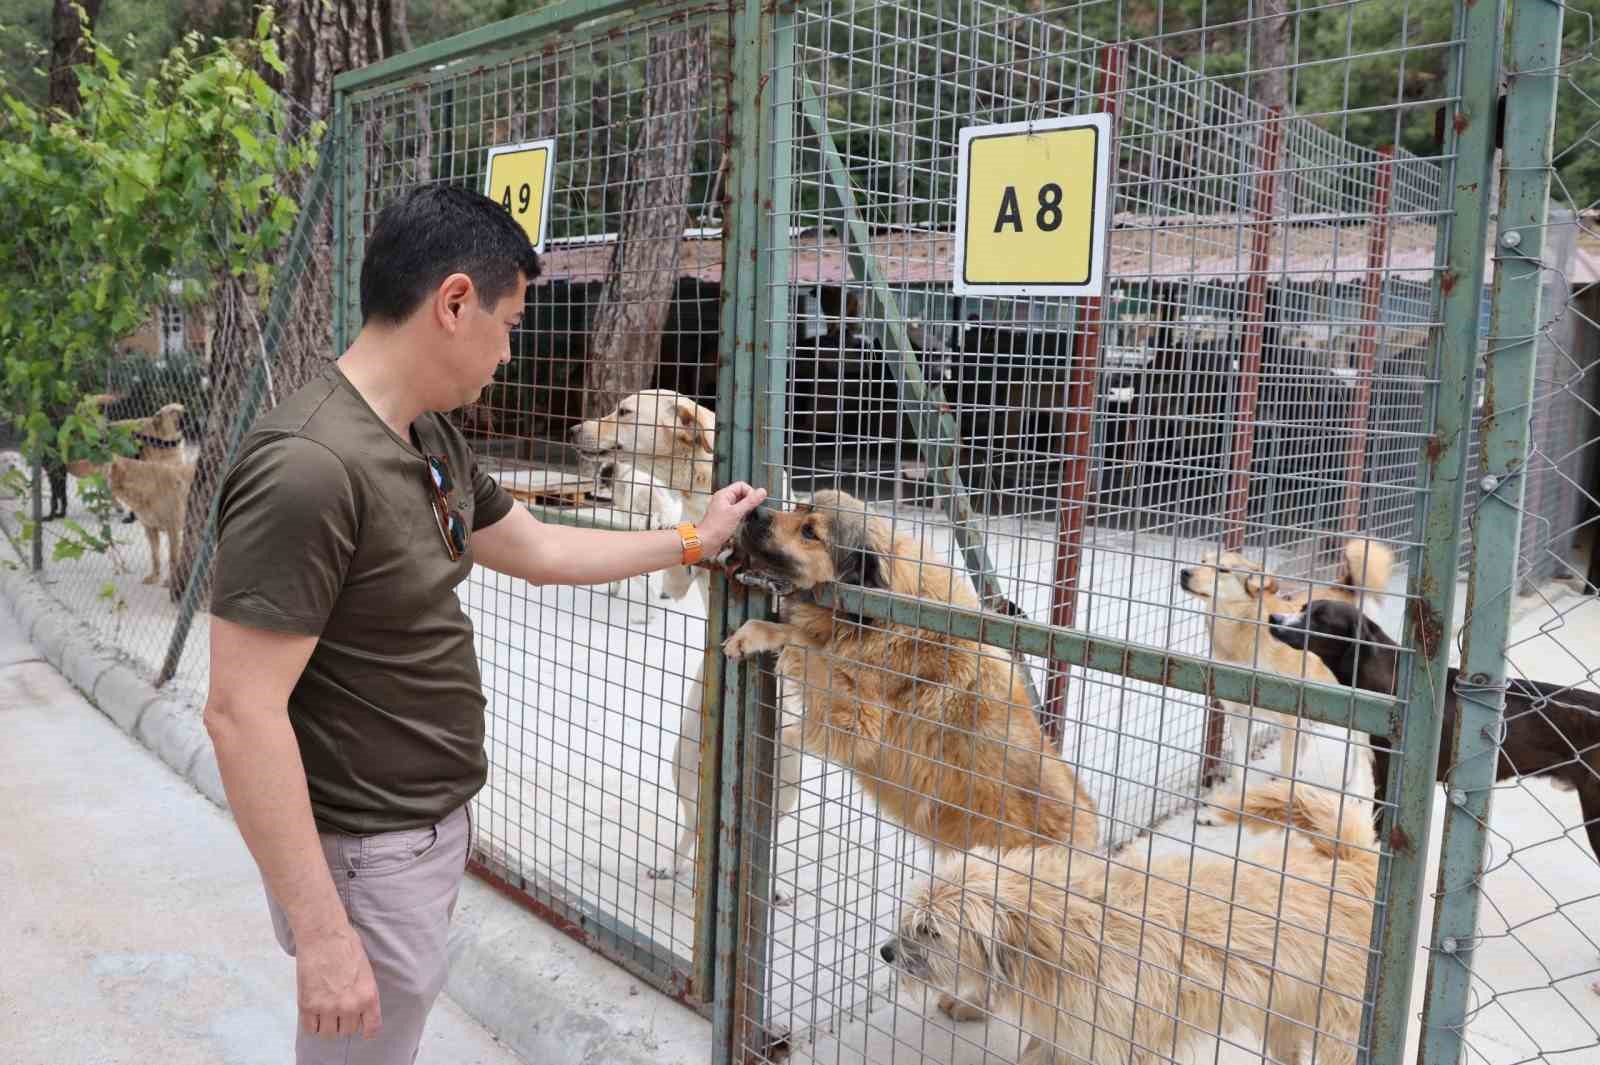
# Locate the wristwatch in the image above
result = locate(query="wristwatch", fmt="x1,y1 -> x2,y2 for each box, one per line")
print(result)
675,522 -> 703,566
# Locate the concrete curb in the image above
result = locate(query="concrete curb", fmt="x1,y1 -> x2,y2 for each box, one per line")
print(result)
0,566 -> 218,799
0,567 -> 709,1065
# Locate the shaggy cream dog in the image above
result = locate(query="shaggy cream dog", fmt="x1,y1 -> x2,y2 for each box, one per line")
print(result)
884,778 -> 1378,1064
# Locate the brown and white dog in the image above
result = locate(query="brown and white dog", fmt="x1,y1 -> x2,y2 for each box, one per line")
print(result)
884,778 -> 1379,1064
1179,540 -> 1393,806
571,390 -> 716,615
720,490 -> 1100,875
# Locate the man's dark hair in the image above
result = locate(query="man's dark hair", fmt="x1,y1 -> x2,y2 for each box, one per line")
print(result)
359,184 -> 543,325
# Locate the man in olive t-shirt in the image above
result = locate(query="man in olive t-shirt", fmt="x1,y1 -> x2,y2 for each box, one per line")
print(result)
204,185 -> 764,1065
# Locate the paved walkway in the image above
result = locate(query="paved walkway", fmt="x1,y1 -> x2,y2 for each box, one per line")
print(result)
0,604 -> 528,1065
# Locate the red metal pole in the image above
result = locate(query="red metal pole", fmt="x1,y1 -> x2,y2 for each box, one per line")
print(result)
1221,108 -> 1285,552
1204,109 -> 1284,783
1339,145 -> 1395,532
1044,45 -> 1125,741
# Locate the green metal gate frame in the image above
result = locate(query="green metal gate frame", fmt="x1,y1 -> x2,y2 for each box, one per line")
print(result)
1419,0 -> 1565,1060
318,1 -> 1559,1061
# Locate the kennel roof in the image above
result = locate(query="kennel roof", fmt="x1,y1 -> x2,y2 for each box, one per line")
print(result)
532,212 -> 1589,289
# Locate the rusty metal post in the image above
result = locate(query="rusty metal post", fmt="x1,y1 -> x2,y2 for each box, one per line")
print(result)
1363,0 -> 1509,1057
1044,43 -> 1125,739
1415,0 -> 1564,1058
30,454 -> 43,572
1222,107 -> 1285,551
1202,108 -> 1285,778
1340,145 -> 1396,532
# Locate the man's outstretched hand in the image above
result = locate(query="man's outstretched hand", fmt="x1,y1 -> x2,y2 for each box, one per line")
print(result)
696,482 -> 767,557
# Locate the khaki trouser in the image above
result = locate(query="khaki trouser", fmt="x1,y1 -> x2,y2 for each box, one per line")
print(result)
265,802 -> 472,1065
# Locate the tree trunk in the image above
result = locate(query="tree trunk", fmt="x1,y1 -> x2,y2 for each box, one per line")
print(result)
390,0 -> 413,54
48,0 -> 104,116
1253,0 -> 1292,208
1254,0 -> 1292,115
171,0 -> 400,603
583,24 -> 708,418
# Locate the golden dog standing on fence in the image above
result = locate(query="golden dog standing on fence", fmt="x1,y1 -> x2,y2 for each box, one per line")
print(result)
720,490 -> 1100,857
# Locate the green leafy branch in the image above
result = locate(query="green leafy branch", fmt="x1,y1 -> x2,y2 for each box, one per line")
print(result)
0,6 -> 321,562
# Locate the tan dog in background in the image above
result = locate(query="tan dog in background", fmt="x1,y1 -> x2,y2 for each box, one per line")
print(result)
112,401 -> 187,464
68,456 -> 195,586
577,391 -> 811,896
572,390 -> 715,610
885,778 -> 1379,1064
1179,540 -> 1393,803
721,490 -> 1100,857
82,396 -> 187,527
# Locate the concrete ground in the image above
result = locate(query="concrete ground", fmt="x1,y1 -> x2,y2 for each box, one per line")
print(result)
0,601 -> 528,1065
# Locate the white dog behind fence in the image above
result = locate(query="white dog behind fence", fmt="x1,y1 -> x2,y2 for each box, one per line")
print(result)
647,650 -> 806,906
572,389 -> 720,624
603,461 -> 695,621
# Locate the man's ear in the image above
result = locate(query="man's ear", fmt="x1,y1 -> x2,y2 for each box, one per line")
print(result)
436,273 -> 474,330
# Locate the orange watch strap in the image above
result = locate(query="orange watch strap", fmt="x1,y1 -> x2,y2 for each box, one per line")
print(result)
676,522 -> 703,566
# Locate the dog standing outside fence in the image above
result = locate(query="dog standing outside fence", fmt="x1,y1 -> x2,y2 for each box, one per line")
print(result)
201,185 -> 765,1065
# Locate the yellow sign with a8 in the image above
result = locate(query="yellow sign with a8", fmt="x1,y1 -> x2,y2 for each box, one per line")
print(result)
953,114 -> 1112,297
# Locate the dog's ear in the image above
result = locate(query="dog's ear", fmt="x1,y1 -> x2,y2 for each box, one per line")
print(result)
985,904 -> 1030,987
1244,571 -> 1277,597
839,546 -> 886,590
826,509 -> 887,590
673,401 -> 714,454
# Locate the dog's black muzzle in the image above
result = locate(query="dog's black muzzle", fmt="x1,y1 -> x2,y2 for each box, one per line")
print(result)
723,507 -> 799,596
1268,611 -> 1312,650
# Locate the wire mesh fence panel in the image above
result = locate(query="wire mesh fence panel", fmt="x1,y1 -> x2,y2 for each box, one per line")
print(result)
3,2 -> 1595,1063
727,0 -> 1488,1061
337,1 -> 731,1001
1415,1 -> 1600,1062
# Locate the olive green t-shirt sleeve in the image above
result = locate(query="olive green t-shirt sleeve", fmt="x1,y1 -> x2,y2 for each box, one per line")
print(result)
210,436 -> 359,636
469,452 -> 515,531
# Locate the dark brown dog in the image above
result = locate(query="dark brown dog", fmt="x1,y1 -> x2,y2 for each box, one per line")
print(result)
1269,599 -> 1600,864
